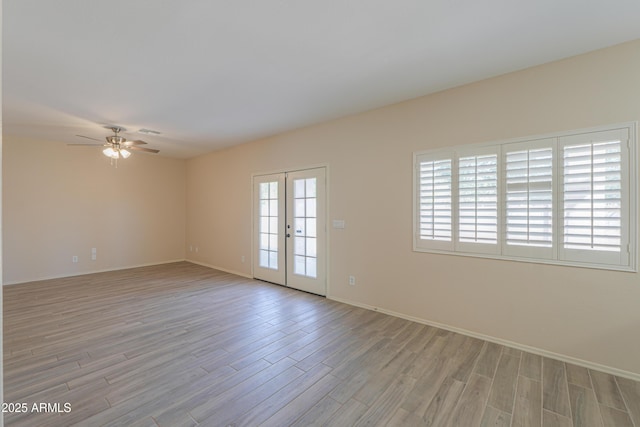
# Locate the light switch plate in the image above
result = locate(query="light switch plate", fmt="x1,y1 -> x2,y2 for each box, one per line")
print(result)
332,219 -> 346,229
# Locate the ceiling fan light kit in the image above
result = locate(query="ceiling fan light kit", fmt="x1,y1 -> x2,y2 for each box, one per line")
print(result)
102,147 -> 130,159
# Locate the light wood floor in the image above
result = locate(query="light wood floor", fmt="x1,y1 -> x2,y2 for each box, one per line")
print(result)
3,262 -> 640,426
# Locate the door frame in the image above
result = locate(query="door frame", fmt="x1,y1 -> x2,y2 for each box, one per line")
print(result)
251,164 -> 330,296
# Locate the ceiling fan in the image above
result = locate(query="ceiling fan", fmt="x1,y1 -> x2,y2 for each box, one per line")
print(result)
69,126 -> 160,164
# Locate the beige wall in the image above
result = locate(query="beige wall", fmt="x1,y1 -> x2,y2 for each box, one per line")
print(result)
186,39 -> 640,376
3,137 -> 186,284
1,3 -> 4,419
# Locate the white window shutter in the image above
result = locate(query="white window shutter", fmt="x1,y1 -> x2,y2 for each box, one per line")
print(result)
413,123 -> 636,271
503,139 -> 555,259
456,149 -> 499,254
415,153 -> 454,251
559,128 -> 630,266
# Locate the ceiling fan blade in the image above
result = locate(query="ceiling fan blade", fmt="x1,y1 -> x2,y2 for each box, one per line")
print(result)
75,134 -> 103,142
67,143 -> 105,146
128,146 -> 160,154
123,140 -> 148,146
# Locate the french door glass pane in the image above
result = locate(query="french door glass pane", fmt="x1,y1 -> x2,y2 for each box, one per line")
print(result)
306,199 -> 317,217
306,179 -> 316,197
306,238 -> 317,257
306,257 -> 317,277
259,250 -> 269,268
294,255 -> 306,275
306,218 -> 317,237
294,180 -> 305,198
258,182 -> 279,270
292,177 -> 318,278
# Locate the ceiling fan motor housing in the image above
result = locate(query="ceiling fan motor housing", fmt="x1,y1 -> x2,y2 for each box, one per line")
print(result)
106,135 -> 126,146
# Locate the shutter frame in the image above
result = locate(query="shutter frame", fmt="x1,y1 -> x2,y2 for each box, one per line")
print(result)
502,138 -> 555,260
414,152 -> 455,251
558,128 -> 631,266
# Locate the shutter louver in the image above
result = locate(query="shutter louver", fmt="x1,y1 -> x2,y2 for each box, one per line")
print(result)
505,147 -> 553,248
458,154 -> 498,244
419,158 -> 452,242
562,140 -> 621,252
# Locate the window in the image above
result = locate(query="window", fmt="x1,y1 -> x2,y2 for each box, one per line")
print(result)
413,123 -> 636,271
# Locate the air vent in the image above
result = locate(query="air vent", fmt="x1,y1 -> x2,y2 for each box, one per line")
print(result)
138,128 -> 161,135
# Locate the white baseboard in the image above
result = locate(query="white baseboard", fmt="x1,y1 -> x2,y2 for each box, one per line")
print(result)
185,259 -> 253,279
2,259 -> 187,286
327,295 -> 640,382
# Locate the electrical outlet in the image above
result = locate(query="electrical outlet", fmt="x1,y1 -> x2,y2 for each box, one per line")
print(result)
195,247 -> 199,253
72,256 -> 78,263
91,248 -> 97,261
189,245 -> 193,252
349,275 -> 356,286
241,255 -> 246,263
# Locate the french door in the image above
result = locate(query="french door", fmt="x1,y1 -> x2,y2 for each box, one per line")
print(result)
253,167 -> 326,295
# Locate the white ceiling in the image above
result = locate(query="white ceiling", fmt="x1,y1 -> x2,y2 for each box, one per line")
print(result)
4,1 -> 640,159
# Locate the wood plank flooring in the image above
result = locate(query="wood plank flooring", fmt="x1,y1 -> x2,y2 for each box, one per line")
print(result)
3,262 -> 639,426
